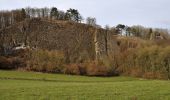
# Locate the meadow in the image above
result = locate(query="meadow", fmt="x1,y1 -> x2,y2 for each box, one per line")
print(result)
0,70 -> 170,100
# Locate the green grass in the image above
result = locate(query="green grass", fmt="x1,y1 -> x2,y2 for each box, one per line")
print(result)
0,70 -> 170,100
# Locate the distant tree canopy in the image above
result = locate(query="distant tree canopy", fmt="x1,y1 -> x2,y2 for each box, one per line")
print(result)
0,7 -> 83,29
66,8 -> 83,22
0,7 -> 169,40
116,24 -> 131,36
21,8 -> 26,20
114,24 -> 170,39
0,8 -> 27,29
50,7 -> 59,19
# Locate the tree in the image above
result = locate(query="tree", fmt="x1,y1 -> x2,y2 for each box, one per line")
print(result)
86,17 -> 96,26
58,10 -> 65,20
25,7 -> 31,18
105,25 -> 110,30
64,12 -> 71,20
116,24 -> 132,36
116,24 -> 125,35
21,8 -> 26,20
125,26 -> 131,36
41,8 -> 45,18
35,8 -> 41,18
148,28 -> 153,40
50,7 -> 59,19
66,8 -> 82,22
43,7 -> 50,18
130,25 -> 151,38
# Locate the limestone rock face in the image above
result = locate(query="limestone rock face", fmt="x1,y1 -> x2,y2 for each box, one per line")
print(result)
0,18 -> 118,61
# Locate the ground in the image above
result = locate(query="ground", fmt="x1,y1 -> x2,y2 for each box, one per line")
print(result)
0,70 -> 170,100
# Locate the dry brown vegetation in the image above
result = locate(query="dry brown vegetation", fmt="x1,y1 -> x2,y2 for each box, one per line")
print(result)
115,38 -> 170,79
1,36 -> 170,79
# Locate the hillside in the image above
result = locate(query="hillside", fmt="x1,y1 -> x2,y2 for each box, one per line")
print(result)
0,16 -> 170,79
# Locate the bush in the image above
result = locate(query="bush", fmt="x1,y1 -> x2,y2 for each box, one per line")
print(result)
26,50 -> 65,73
63,64 -> 81,75
159,47 -> 170,79
142,71 -> 166,79
116,44 -> 170,79
0,56 -> 12,69
63,61 -> 114,76
86,61 -> 110,76
0,56 -> 25,69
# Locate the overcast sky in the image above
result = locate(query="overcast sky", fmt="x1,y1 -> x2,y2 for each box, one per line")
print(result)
0,0 -> 170,29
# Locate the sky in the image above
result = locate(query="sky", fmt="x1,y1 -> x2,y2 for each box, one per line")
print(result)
0,0 -> 170,29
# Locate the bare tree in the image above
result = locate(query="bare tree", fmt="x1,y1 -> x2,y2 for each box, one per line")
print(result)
86,17 -> 96,26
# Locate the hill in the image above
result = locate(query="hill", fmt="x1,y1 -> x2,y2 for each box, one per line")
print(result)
0,15 -> 170,79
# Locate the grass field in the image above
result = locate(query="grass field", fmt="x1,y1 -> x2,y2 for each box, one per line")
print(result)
0,70 -> 170,100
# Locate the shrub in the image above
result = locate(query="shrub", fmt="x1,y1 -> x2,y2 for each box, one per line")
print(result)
0,56 -> 25,69
129,68 -> 143,77
26,50 -> 65,73
159,47 -> 170,79
86,61 -> 109,76
100,56 -> 120,76
63,64 -> 81,75
0,56 -> 12,69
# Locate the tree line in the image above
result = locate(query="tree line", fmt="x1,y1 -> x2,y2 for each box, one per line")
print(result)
107,24 -> 170,40
0,7 -> 83,29
1,7 -> 168,40
90,22 -> 170,40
